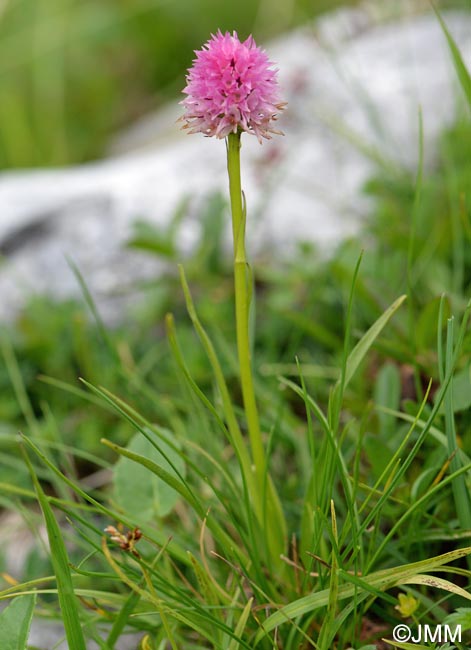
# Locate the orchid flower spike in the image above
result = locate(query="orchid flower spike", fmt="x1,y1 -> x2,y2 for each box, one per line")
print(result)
180,30 -> 286,143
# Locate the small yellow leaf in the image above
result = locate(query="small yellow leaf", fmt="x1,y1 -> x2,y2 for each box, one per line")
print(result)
395,592 -> 419,618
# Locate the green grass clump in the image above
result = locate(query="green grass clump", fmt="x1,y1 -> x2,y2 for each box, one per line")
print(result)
1,115 -> 471,648
0,131 -> 467,647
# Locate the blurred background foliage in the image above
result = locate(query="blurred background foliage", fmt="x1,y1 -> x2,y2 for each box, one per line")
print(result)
0,0 -> 467,169
0,0 -> 346,168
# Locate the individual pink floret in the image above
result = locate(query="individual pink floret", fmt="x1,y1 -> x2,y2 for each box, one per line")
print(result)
180,30 -> 286,142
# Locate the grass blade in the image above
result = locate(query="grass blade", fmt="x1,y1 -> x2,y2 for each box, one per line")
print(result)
433,3 -> 471,111
401,574 -> 471,601
444,317 -> 471,538
20,437 -> 87,650
342,294 -> 406,389
254,546 -> 471,643
329,294 -> 406,426
228,598 -> 253,650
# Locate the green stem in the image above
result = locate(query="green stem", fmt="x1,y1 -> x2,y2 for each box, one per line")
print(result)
226,131 -> 266,481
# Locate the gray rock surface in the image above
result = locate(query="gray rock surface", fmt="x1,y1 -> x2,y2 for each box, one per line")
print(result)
27,620 -> 142,650
1,9 -> 470,326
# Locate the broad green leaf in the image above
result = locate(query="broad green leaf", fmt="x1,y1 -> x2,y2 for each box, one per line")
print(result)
0,594 -> 36,650
444,607 -> 471,630
104,437 -> 244,562
113,428 -> 186,519
18,432 -> 189,565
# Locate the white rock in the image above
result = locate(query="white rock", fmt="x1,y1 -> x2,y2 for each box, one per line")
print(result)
0,9 -> 469,322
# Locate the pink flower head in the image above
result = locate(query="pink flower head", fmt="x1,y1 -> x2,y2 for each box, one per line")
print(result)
180,30 -> 286,142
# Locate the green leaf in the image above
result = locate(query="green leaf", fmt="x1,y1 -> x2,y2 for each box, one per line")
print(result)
0,594 -> 36,650
444,607 -> 471,631
113,428 -> 186,519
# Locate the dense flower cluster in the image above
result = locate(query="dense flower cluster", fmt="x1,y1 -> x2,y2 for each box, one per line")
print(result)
180,30 -> 285,142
